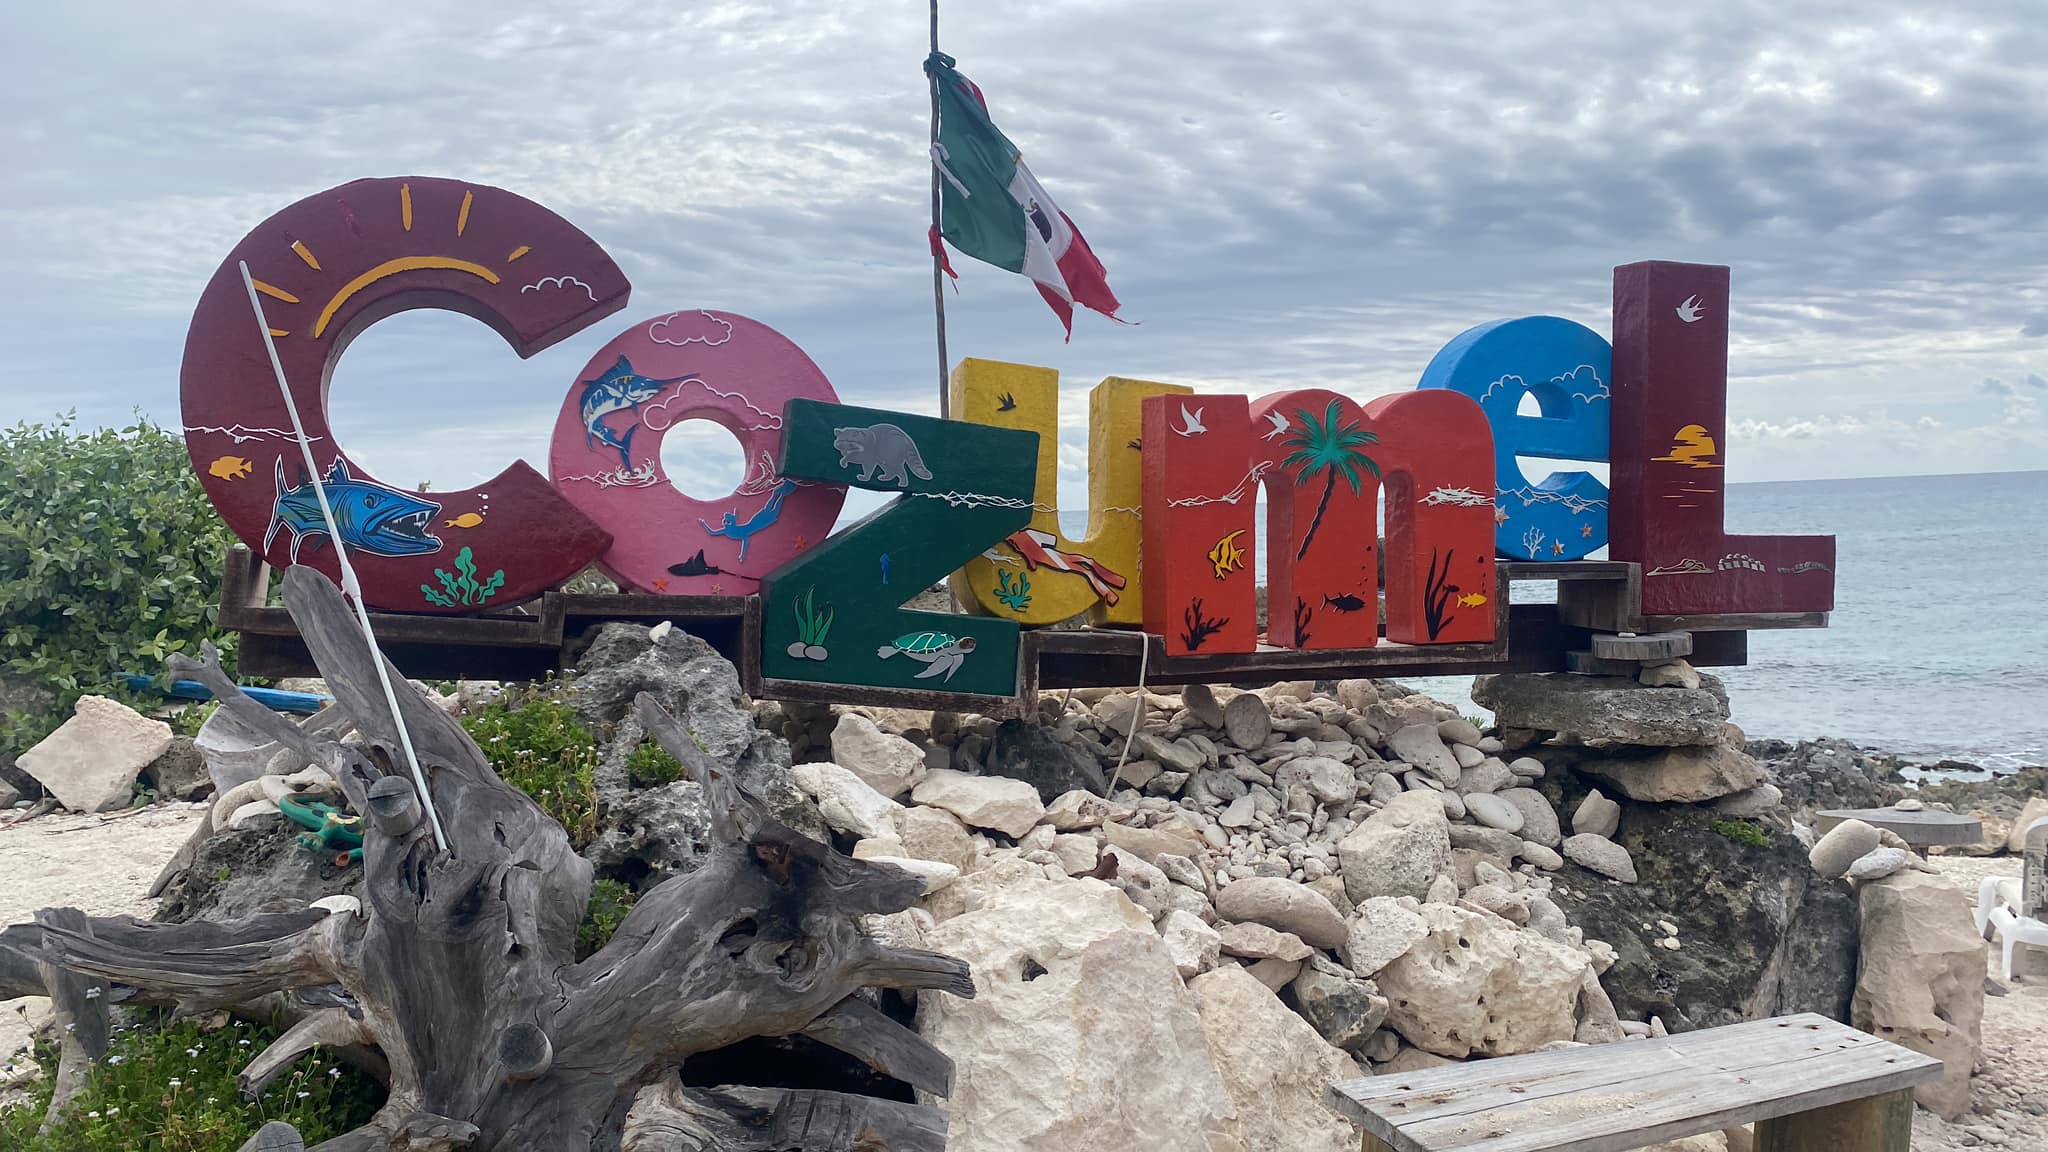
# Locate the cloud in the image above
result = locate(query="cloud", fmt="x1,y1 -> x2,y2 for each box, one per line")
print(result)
1981,377 -> 2013,395
5,1 -> 2048,489
2027,374 -> 2048,390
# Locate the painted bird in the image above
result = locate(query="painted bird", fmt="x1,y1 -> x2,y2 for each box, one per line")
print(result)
1207,530 -> 1246,579
1175,403 -> 1208,437
208,455 -> 253,481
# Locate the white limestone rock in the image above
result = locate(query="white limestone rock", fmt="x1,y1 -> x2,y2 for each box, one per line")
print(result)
1497,787 -> 1562,848
17,695 -> 172,813
1852,869 -> 1986,1120
1572,789 -> 1621,839
911,769 -> 1046,838
1042,788 -> 1113,830
1375,902 -> 1590,1058
1341,896 -> 1430,977
1214,876 -> 1348,950
1337,790 -> 1450,903
1215,920 -> 1313,963
830,712 -> 928,799
791,761 -> 902,840
1563,833 -> 1637,883
1462,792 -> 1525,834
894,803 -> 979,871
1190,965 -> 1365,1152
1808,818 -> 1882,879
1845,846 -> 1910,881
918,874 -> 1240,1152
1159,909 -> 1224,978
1386,724 -> 1461,785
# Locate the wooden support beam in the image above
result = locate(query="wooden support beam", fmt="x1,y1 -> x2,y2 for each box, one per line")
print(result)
1755,1087 -> 1913,1152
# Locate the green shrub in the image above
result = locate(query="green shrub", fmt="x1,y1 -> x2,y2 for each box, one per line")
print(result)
0,1012 -> 381,1149
577,878 -> 639,958
0,415 -> 237,752
624,738 -> 685,787
458,695 -> 601,847
1711,817 -> 1771,848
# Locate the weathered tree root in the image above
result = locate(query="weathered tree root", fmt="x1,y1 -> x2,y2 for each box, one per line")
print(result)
9,565 -> 970,1150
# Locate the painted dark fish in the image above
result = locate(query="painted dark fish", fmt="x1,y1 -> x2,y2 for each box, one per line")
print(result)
1322,593 -> 1366,613
578,355 -> 698,470
667,549 -> 724,578
265,457 -> 442,562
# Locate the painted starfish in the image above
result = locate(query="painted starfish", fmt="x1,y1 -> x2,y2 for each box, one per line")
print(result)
1581,523 -> 1594,538
1551,540 -> 1566,556
654,577 -> 670,591
1493,506 -> 1510,526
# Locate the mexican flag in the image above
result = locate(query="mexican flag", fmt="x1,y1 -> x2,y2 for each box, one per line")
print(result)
925,52 -> 1124,337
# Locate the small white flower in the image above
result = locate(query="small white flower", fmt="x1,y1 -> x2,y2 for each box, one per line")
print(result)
106,1055 -> 123,1065
297,1090 -> 311,1099
89,1111 -> 100,1118
64,1023 -> 75,1032
186,1047 -> 199,1057
106,1107 -> 119,1115
168,1078 -> 182,1087
239,1038 -> 251,1046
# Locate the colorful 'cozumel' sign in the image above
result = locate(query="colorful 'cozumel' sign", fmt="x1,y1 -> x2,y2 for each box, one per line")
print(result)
182,177 -> 1836,701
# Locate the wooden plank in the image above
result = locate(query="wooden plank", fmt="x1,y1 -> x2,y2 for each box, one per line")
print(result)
1589,631 -> 1691,661
1638,611 -> 1827,633
1814,808 -> 1984,847
1755,1086 -> 1912,1152
1499,560 -> 1634,583
1566,651 -> 1642,676
1329,1014 -> 1941,1152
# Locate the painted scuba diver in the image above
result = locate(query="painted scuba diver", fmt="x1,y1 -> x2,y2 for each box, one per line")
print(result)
699,479 -> 795,562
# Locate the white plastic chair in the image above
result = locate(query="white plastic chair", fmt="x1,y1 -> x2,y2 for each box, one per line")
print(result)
1977,816 -> 2048,982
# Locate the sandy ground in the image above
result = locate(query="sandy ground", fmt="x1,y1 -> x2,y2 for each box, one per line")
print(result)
0,804 -> 207,1065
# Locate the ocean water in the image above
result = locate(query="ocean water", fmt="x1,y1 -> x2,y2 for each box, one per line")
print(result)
1057,470 -> 2048,766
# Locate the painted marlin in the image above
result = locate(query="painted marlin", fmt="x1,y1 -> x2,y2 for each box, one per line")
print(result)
265,457 -> 442,563
577,355 -> 700,470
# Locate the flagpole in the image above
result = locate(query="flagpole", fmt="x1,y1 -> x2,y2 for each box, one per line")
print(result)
928,0 -> 950,419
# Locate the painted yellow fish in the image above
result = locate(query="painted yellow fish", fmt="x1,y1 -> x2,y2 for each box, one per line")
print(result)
208,455 -> 253,481
1454,592 -> 1488,608
1207,529 -> 1246,579
443,512 -> 485,529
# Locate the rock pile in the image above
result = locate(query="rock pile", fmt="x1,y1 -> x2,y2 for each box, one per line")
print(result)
755,674 -> 1736,1148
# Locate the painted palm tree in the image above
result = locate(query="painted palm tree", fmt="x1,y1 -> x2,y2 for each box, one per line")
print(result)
1281,399 -> 1381,561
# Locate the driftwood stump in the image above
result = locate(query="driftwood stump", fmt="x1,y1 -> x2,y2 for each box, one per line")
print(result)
0,566 -> 971,1150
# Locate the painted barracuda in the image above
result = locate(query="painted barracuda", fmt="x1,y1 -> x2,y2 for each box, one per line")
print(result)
266,457 -> 443,562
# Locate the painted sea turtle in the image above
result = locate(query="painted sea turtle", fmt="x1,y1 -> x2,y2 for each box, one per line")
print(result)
876,630 -> 978,682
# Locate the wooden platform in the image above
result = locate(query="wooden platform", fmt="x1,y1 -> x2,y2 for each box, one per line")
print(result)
1816,807 -> 1985,851
1330,1014 -> 1940,1152
218,548 -> 1827,713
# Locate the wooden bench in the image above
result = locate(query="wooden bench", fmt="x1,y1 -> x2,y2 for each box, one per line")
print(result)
1329,1014 -> 1942,1152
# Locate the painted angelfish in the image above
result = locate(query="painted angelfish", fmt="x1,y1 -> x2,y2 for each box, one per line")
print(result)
265,457 -> 443,563
577,355 -> 699,470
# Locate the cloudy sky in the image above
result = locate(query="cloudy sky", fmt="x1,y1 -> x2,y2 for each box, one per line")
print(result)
4,0 -> 2044,511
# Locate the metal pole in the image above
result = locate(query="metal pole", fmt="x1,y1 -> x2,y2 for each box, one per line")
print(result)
929,0 -> 950,418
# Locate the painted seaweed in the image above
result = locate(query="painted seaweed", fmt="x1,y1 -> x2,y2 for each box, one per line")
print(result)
422,546 -> 505,608
1293,597 -> 1313,647
787,586 -> 833,661
994,568 -> 1032,612
1423,548 -> 1457,641
1180,597 -> 1229,651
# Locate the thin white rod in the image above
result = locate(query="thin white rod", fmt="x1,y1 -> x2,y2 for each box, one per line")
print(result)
237,261 -> 450,853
